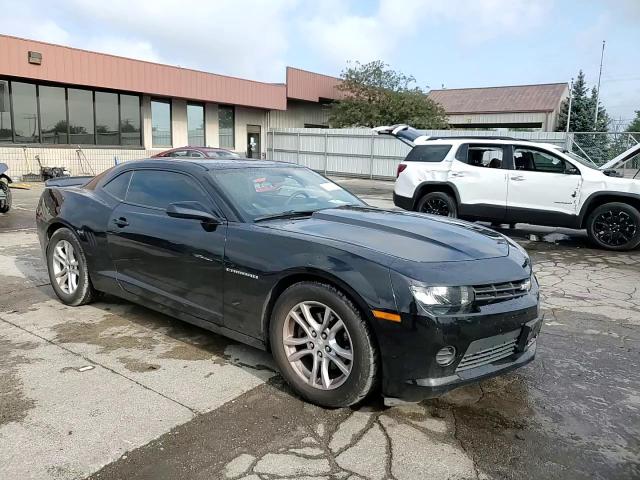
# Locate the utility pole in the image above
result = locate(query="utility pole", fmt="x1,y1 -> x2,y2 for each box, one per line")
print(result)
594,40 -> 605,128
566,78 -> 574,134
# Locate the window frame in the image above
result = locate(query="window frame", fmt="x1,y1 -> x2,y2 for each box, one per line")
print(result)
102,170 -> 133,201
218,104 -> 235,149
186,102 -> 206,147
151,98 -> 173,148
512,145 -> 580,175
456,143 -> 512,170
0,76 -> 143,148
123,168 -> 214,212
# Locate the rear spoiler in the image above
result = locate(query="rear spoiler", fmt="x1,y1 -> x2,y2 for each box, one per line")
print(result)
45,176 -> 94,188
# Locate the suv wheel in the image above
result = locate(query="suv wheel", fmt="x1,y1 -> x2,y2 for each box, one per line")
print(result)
586,202 -> 640,251
417,191 -> 458,218
270,282 -> 378,408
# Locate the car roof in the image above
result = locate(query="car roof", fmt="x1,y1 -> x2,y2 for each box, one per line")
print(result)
414,137 -> 560,149
119,158 -> 299,171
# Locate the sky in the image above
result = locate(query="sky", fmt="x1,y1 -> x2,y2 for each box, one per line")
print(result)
1,0 -> 639,126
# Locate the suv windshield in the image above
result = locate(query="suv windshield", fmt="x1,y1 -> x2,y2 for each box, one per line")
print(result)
211,167 -> 364,221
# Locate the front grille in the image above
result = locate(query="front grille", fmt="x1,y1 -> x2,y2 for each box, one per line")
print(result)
456,329 -> 519,372
473,278 -> 529,304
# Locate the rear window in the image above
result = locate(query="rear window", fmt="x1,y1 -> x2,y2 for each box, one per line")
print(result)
405,145 -> 452,162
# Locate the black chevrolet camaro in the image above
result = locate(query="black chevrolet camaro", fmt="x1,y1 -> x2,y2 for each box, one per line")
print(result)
36,159 -> 541,407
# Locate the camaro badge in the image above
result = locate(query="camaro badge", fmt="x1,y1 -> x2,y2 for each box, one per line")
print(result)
226,267 -> 258,280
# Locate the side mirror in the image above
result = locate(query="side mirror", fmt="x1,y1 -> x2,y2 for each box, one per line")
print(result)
166,202 -> 220,223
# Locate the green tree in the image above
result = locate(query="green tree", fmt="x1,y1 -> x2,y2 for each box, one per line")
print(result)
627,110 -> 640,139
329,61 -> 448,129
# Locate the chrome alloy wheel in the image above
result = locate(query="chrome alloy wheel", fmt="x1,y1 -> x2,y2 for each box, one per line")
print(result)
52,239 -> 80,294
282,301 -> 354,390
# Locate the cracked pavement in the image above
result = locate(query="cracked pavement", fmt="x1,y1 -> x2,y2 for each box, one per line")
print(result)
1,181 -> 639,480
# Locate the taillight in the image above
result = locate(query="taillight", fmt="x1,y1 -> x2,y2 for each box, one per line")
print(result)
396,164 -> 407,178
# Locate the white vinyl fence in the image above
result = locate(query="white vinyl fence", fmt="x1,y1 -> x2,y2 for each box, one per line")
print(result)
267,128 -> 570,179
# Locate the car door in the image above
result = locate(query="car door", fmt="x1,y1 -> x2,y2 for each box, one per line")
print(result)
449,143 -> 510,221
506,146 -> 582,225
106,168 -> 227,324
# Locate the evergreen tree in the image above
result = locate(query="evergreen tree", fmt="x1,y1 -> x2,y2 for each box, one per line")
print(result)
627,110 -> 640,140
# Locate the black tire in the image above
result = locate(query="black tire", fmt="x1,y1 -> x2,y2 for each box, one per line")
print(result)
586,202 -> 640,251
269,281 -> 378,408
416,191 -> 458,218
47,227 -> 98,306
0,180 -> 11,213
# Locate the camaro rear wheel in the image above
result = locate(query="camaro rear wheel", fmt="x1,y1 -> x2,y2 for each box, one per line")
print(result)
270,282 -> 378,407
417,191 -> 457,218
0,180 -> 11,213
47,227 -> 98,306
586,202 -> 640,251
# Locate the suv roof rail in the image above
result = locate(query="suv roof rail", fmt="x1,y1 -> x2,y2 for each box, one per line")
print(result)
424,135 -> 530,141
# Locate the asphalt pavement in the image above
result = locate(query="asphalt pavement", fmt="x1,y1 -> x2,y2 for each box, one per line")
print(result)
0,179 -> 638,480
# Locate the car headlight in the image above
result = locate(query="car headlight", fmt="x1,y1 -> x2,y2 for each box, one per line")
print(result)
410,285 -> 475,315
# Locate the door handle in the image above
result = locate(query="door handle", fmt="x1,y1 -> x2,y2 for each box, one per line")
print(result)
510,175 -> 525,181
450,172 -> 464,177
113,217 -> 129,227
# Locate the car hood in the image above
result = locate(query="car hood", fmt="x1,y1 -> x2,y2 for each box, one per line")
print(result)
264,206 -> 510,263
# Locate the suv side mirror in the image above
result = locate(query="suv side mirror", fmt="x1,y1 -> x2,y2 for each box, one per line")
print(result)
166,202 -> 220,223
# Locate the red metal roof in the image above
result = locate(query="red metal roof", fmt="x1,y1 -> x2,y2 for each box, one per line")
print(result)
0,35 -> 290,110
428,83 -> 569,114
286,67 -> 344,102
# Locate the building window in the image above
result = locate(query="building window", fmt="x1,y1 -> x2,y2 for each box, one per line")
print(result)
95,91 -> 119,145
151,100 -> 171,147
39,85 -> 68,144
12,82 -> 39,143
187,103 -> 205,146
0,80 -> 12,143
0,78 -> 142,147
120,94 -> 141,146
218,105 -> 234,149
68,89 -> 95,145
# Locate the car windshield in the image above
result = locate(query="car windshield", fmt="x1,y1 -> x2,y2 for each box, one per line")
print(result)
211,166 -> 364,221
207,150 -> 240,158
562,150 -> 600,170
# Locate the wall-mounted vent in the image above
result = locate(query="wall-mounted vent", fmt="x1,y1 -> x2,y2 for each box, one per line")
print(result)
28,51 -> 42,65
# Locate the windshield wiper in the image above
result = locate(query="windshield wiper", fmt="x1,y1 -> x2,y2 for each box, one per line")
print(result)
254,210 -> 317,222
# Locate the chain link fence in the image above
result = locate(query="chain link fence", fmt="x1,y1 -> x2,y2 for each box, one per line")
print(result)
0,146 -> 157,181
567,132 -> 639,166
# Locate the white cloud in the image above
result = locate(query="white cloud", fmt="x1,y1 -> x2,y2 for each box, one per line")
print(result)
300,0 -> 552,66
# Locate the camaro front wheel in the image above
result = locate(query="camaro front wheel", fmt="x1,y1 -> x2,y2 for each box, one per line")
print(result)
586,202 -> 640,251
270,282 -> 378,408
47,227 -> 98,306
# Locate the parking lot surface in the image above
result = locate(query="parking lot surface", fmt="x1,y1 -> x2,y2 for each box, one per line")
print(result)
0,180 -> 638,480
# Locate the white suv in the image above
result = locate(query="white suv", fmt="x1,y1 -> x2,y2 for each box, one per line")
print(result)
376,125 -> 640,251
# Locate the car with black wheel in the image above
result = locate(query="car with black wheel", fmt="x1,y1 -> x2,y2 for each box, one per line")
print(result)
36,158 -> 541,407
377,125 -> 640,251
0,163 -> 12,213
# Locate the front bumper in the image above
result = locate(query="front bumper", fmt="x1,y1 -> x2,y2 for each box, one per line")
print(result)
388,315 -> 541,401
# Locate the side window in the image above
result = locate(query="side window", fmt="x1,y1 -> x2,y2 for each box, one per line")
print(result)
169,150 -> 190,158
188,150 -> 205,158
404,145 -> 452,162
102,171 -> 132,200
460,144 -> 506,169
126,170 -> 210,210
514,148 -> 576,174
